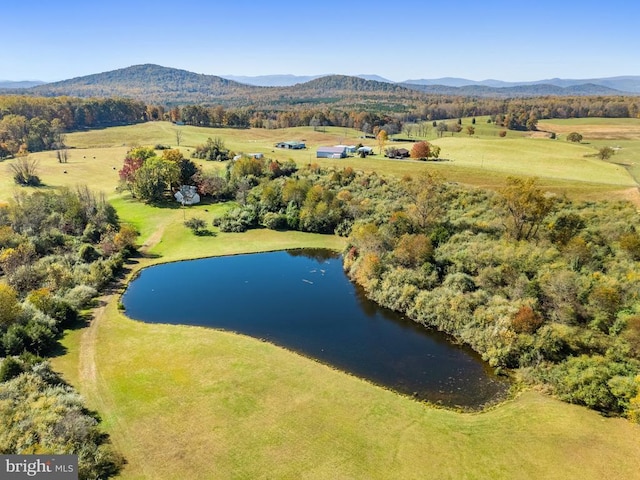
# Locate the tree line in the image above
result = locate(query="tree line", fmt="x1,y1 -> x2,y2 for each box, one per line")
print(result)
0,187 -> 136,477
0,96 -> 146,158
2,94 -> 638,160
157,95 -> 640,133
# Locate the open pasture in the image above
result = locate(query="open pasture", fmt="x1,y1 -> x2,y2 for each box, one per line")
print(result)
538,117 -> 640,188
60,120 -> 638,201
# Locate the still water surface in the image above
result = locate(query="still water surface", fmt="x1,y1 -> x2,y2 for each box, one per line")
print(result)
122,249 -> 509,408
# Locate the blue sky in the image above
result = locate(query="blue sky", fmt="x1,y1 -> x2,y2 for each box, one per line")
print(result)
2,0 -> 639,82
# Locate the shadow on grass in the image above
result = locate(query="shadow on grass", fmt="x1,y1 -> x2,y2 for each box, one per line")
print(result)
48,311 -> 92,359
192,229 -> 216,237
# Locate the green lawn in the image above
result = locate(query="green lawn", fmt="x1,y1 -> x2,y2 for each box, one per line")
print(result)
53,298 -> 640,480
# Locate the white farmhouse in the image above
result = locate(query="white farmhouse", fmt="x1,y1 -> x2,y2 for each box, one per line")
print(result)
174,185 -> 201,205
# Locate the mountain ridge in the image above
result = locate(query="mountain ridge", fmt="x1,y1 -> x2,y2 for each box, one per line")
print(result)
3,64 -> 637,107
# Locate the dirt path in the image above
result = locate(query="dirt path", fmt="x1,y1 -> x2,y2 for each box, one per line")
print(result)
140,224 -> 165,251
78,225 -> 165,389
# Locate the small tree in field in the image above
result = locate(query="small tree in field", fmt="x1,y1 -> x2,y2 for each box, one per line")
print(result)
55,148 -> 69,163
597,146 -> 615,160
465,126 -> 475,136
566,132 -> 583,143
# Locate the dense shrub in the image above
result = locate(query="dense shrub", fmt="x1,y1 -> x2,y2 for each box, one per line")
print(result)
0,364 -> 125,478
0,187 -> 134,474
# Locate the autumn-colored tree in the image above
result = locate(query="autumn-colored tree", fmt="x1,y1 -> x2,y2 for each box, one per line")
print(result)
193,171 -> 228,200
354,252 -> 383,291
620,232 -> 640,260
0,242 -> 36,275
118,156 -> 144,190
376,129 -> 388,154
499,130 -> 507,137
127,146 -> 156,162
498,177 -> 557,240
512,305 -> 544,333
393,233 -> 433,267
406,172 -> 445,230
410,141 -> 431,159
114,224 -> 138,252
161,148 -> 184,163
350,223 -> 386,255
588,284 -> 622,328
465,126 -> 475,136
622,315 -> 640,359
0,283 -> 21,328
230,156 -> 265,181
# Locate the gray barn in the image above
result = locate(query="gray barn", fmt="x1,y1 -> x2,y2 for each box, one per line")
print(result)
317,146 -> 347,158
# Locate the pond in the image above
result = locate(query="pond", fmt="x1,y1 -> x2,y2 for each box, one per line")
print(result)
121,249 -> 509,409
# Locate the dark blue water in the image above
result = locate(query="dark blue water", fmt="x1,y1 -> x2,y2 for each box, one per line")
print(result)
122,249 -> 508,408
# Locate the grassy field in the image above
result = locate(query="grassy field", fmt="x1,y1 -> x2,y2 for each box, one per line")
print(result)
538,117 -> 640,187
2,119 -> 638,204
10,117 -> 640,478
63,118 -> 640,201
52,304 -> 640,480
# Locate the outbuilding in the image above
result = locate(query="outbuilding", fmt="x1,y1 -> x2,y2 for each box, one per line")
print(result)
395,148 -> 410,158
334,144 -> 357,154
276,141 -> 306,149
316,146 -> 347,159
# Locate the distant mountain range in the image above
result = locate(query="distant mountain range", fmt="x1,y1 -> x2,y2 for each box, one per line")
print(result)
403,76 -> 640,93
0,80 -> 46,89
224,74 -> 640,92
1,64 -> 638,107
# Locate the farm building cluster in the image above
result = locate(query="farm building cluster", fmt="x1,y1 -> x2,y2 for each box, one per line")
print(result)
316,145 -> 358,158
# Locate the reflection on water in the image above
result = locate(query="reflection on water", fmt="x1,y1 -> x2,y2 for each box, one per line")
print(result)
122,249 -> 509,409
